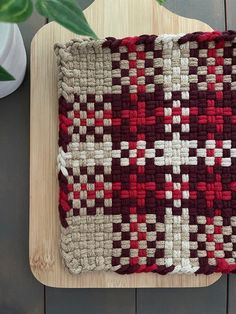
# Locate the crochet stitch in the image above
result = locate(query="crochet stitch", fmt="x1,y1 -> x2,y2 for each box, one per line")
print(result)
55,31 -> 236,275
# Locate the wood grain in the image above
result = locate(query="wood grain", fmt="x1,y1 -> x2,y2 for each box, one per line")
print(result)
30,0 -> 220,288
0,10 -> 45,314
46,288 -> 135,314
137,276 -> 227,314
164,0 -> 225,31
83,0 -> 214,38
225,0 -> 236,30
228,275 -> 236,314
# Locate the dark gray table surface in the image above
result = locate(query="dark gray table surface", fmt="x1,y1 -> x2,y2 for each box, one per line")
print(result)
0,1 -> 235,313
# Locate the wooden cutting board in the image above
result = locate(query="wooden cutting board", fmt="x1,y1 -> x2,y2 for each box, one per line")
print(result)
30,0 -> 221,287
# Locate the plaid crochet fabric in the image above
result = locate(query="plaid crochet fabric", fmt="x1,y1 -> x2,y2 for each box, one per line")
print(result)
55,31 -> 236,275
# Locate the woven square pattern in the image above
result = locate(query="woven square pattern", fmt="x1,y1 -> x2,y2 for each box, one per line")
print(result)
55,31 -> 236,275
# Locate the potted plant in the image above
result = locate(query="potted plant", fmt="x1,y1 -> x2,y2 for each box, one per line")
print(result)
0,0 -> 98,98
0,22 -> 27,98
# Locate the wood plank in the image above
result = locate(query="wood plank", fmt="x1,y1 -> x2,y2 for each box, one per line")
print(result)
225,0 -> 236,29
30,0 -> 220,288
76,0 -> 94,10
164,0 -> 225,30
228,275 -> 236,314
137,275 -> 227,314
0,11 -> 45,314
46,288 -> 135,314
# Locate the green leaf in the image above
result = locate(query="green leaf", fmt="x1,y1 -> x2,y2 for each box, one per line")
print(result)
156,0 -> 166,5
0,65 -> 15,81
0,0 -> 33,23
35,0 -> 98,39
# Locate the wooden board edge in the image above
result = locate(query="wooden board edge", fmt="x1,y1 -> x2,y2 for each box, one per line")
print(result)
27,267 -> 222,288
84,0 -> 214,34
29,18 -> 222,288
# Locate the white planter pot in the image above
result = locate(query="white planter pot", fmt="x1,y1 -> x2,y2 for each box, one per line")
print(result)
0,23 -> 27,98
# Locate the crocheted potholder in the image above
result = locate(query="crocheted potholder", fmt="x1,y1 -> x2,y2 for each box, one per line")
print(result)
55,31 -> 236,275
